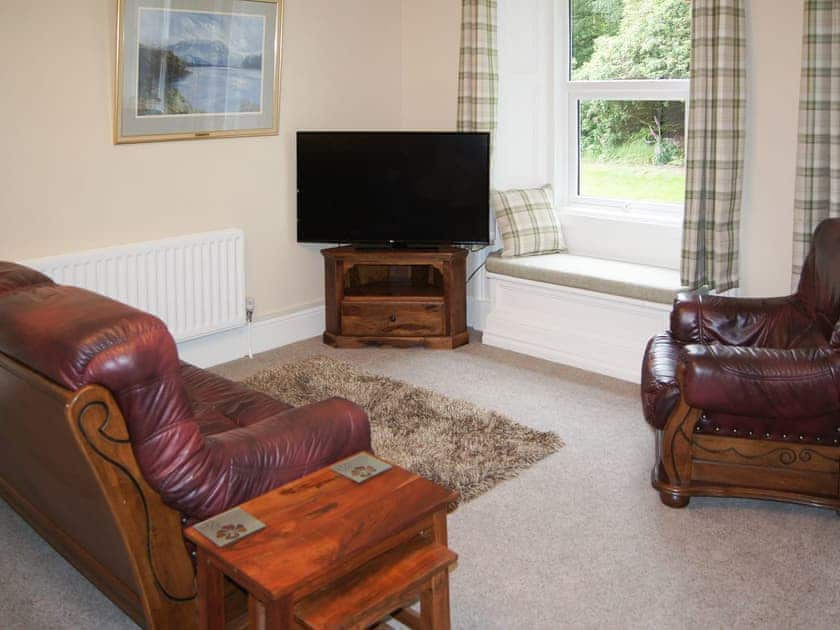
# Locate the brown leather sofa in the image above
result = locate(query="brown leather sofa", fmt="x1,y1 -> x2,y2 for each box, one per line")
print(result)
642,218 -> 840,512
0,262 -> 371,628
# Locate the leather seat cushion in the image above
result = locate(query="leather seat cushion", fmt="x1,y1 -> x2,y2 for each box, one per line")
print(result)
180,363 -> 293,437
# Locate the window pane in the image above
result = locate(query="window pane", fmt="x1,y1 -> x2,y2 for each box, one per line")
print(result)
578,99 -> 685,204
570,0 -> 690,81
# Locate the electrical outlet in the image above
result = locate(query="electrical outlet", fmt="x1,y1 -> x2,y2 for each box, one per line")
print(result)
245,297 -> 256,322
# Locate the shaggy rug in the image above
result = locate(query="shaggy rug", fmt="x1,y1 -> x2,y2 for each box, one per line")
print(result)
243,357 -> 563,503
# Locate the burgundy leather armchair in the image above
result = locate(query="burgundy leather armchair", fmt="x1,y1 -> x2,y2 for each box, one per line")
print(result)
642,218 -> 840,511
0,262 -> 370,628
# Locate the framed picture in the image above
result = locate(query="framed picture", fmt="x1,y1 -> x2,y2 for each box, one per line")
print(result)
114,0 -> 283,144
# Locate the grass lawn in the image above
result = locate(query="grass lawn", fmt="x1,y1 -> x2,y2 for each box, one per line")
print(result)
580,160 -> 685,204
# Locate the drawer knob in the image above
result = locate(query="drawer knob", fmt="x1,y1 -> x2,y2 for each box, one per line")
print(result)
389,313 -> 397,322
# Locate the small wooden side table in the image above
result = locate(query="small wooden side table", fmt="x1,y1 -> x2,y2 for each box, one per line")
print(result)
185,454 -> 458,629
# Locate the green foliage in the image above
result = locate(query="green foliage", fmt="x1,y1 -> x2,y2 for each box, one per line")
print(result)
654,137 -> 681,165
580,100 -> 685,165
570,0 -> 625,74
574,0 -> 691,168
576,0 -> 690,81
583,135 -> 653,164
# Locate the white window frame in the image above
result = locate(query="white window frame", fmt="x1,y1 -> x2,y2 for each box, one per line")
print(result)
555,0 -> 689,225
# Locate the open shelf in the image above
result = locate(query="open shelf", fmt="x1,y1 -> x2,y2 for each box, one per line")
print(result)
343,264 -> 445,301
344,282 -> 445,301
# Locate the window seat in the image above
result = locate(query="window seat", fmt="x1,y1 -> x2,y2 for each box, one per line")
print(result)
484,251 -> 683,305
481,252 -> 683,382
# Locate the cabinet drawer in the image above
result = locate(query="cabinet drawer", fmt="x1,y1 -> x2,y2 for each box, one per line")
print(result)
341,302 -> 446,337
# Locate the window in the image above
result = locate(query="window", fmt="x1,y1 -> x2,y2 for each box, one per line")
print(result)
561,0 -> 691,216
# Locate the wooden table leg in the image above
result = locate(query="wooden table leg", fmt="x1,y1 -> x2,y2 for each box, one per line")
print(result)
420,571 -> 451,630
418,509 -> 452,629
250,594 -> 295,629
431,510 -> 448,545
196,548 -> 226,630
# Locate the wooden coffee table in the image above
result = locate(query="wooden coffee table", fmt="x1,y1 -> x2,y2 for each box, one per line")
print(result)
185,453 -> 458,629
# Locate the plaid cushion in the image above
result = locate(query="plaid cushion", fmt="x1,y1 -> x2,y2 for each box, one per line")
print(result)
493,185 -> 566,257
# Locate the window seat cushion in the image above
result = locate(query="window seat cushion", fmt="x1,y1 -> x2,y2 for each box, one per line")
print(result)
485,251 -> 683,305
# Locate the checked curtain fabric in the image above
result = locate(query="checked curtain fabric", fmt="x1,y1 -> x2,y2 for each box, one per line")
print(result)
457,0 -> 498,143
458,0 -> 498,297
680,0 -> 747,292
792,0 -> 840,285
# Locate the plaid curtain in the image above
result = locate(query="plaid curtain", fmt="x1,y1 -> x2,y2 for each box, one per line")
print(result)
457,0 -> 498,143
680,0 -> 747,292
792,0 -> 840,284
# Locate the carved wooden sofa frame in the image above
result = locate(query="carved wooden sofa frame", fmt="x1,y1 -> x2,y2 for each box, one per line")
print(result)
652,370 -> 840,513
0,351 -> 199,628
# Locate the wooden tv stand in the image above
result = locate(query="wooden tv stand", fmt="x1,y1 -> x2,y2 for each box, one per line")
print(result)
322,246 -> 468,349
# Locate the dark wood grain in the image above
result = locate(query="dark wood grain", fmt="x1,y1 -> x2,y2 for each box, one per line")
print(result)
187,461 -> 456,601
652,391 -> 840,511
197,549 -> 226,630
294,537 -> 456,629
421,571 -> 451,630
0,352 -> 198,629
323,331 -> 469,350
322,247 -> 468,350
341,302 -> 446,337
185,456 -> 458,629
324,256 -> 342,335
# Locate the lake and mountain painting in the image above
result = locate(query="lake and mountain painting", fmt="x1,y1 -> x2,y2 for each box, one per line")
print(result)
137,9 -> 265,117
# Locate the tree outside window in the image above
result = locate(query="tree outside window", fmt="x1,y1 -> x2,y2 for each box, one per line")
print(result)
567,0 -> 691,207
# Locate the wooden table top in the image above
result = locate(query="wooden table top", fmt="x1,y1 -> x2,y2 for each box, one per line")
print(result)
185,454 -> 458,602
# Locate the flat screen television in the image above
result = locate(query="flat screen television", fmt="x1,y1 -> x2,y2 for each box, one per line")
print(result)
297,131 -> 491,246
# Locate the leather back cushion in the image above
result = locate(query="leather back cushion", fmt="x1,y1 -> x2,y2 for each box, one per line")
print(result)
798,217 -> 840,339
0,277 -> 193,444
0,262 -> 54,295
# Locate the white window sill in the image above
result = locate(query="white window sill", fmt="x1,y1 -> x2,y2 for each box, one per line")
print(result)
557,205 -> 682,270
559,203 -> 683,228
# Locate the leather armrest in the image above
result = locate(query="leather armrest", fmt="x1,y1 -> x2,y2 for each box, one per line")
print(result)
670,291 -> 800,346
215,397 -> 370,469
680,345 -> 840,419
202,397 -> 371,515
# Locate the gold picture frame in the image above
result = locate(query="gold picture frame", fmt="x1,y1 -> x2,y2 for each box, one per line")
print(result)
114,0 -> 283,144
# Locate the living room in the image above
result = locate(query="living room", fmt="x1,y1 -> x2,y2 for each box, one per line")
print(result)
1,0 -> 838,628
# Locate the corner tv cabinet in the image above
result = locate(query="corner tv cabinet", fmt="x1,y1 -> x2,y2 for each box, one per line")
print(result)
322,246 -> 468,349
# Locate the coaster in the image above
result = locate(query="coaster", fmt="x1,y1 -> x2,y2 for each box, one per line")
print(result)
331,453 -> 392,483
193,507 -> 266,548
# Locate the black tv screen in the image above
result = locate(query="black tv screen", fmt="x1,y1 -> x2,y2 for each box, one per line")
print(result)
297,132 -> 490,246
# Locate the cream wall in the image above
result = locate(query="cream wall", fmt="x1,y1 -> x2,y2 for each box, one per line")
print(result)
0,0 -> 808,322
740,0 -> 803,297
0,0 -> 403,319
399,0 -> 460,130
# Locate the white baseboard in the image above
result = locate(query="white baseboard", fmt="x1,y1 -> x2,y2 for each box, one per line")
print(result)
482,274 -> 670,383
179,295 -> 491,368
177,304 -> 325,368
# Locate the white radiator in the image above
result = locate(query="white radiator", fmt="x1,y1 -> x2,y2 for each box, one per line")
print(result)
24,229 -> 246,342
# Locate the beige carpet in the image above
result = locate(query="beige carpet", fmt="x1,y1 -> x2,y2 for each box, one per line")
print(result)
2,332 -> 840,629
243,356 -> 562,503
